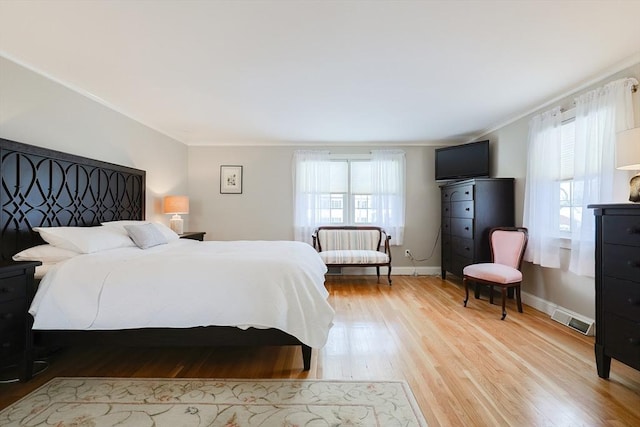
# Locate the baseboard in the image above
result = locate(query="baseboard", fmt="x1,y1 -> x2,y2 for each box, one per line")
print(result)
330,266 -> 441,276
521,291 -> 595,335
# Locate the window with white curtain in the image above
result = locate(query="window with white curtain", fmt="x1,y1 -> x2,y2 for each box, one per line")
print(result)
293,150 -> 405,245
523,77 -> 637,277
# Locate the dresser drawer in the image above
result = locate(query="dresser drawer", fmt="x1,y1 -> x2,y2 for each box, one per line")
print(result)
452,201 -> 474,218
603,244 -> 640,283
603,277 -> 640,320
452,236 -> 475,258
0,274 -> 26,303
603,215 -> 640,247
452,254 -> 473,276
0,300 -> 25,360
450,184 -> 474,202
451,218 -> 473,239
442,203 -> 451,218
0,299 -> 25,330
603,313 -> 640,370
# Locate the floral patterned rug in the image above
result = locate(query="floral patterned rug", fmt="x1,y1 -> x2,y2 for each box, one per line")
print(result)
0,377 -> 427,426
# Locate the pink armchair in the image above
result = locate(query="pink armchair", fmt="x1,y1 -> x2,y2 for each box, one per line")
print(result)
462,227 -> 528,320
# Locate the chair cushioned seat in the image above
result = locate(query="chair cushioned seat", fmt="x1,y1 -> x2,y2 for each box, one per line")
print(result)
463,263 -> 522,284
319,250 -> 390,265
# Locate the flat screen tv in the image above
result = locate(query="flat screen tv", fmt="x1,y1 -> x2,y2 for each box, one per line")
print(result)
435,140 -> 490,181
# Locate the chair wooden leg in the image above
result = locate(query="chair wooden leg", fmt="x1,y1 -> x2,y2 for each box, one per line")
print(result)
463,277 -> 470,307
516,285 -> 523,313
489,285 -> 494,304
501,287 -> 508,320
387,266 -> 392,286
376,266 -> 380,283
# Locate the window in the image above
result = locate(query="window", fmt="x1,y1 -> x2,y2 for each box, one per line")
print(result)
319,159 -> 374,225
293,150 -> 405,244
558,110 -> 578,235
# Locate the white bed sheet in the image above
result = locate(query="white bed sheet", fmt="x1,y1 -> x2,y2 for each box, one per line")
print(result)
29,239 -> 334,348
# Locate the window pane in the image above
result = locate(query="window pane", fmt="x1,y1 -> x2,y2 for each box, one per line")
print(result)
560,120 -> 575,180
353,194 -> 372,223
330,193 -> 345,224
351,161 -> 372,193
330,161 -> 348,193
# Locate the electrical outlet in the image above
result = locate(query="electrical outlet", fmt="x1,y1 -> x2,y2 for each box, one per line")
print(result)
404,249 -> 411,258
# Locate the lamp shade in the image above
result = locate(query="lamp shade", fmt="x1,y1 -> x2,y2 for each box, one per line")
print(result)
163,195 -> 189,214
616,127 -> 640,170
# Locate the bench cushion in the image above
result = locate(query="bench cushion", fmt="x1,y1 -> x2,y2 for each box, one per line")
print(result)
319,250 -> 390,265
317,229 -> 381,251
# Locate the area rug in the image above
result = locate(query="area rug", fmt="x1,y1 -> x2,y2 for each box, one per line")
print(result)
0,377 -> 428,426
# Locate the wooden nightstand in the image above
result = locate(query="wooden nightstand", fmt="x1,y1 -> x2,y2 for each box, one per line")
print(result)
0,260 -> 41,382
179,231 -> 206,241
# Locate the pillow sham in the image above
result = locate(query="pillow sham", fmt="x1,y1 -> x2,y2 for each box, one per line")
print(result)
34,263 -> 53,280
13,244 -> 79,263
101,220 -> 180,242
32,226 -> 135,253
124,223 -> 168,249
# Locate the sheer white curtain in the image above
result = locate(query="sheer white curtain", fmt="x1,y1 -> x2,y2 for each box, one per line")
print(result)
371,150 -> 406,245
523,107 -> 563,268
569,78 -> 637,276
292,150 -> 331,244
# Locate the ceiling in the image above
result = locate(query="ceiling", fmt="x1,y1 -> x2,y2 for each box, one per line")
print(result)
1,1 -> 640,146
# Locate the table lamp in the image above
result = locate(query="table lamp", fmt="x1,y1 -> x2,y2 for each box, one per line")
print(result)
616,127 -> 640,202
163,195 -> 189,234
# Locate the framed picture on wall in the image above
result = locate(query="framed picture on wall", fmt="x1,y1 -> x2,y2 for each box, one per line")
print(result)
220,165 -> 243,194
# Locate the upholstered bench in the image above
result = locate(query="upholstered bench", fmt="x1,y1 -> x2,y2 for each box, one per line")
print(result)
312,226 -> 392,285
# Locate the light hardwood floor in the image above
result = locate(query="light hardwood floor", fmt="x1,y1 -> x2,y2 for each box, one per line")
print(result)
1,275 -> 639,426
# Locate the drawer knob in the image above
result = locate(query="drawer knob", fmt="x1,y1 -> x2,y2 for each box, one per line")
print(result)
626,227 -> 640,235
465,191 -> 469,195
465,207 -> 470,211
464,227 -> 470,231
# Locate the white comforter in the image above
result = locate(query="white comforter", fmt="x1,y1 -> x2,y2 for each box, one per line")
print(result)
29,239 -> 334,348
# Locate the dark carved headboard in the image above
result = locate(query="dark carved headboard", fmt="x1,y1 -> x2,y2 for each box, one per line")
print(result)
0,138 -> 145,260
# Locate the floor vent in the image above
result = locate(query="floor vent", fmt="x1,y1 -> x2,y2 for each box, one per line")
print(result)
551,309 -> 595,336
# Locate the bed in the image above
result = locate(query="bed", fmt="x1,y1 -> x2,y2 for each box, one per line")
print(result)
0,138 -> 334,380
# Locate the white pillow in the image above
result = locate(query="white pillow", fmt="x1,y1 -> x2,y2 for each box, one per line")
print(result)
124,223 -> 168,249
102,220 -> 180,242
33,226 -> 135,253
13,244 -> 79,263
34,263 -> 53,280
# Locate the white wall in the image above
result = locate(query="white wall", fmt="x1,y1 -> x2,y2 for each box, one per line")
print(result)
0,57 -> 188,222
187,145 -> 442,269
486,61 -> 640,320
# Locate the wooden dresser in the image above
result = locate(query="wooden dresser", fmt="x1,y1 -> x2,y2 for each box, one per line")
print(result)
590,203 -> 640,378
440,178 -> 515,279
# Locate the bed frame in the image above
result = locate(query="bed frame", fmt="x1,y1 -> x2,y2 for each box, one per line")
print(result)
0,138 -> 311,380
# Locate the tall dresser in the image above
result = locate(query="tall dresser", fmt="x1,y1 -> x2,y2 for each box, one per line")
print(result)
440,178 -> 515,279
590,203 -> 640,378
